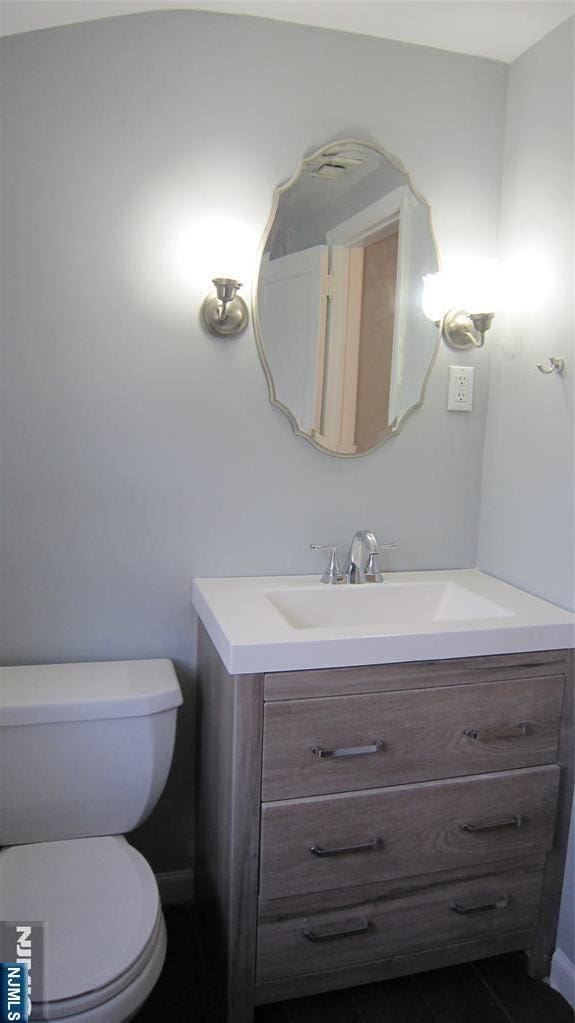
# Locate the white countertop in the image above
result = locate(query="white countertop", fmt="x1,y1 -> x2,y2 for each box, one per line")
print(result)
192,569 -> 575,675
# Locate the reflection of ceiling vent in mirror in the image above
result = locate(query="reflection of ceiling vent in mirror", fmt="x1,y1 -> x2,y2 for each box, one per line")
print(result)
309,155 -> 364,179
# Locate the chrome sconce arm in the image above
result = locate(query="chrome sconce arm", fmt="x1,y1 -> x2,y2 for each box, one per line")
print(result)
201,277 -> 249,338
440,309 -> 495,350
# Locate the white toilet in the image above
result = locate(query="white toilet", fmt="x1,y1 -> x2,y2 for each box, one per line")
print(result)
0,658 -> 183,1021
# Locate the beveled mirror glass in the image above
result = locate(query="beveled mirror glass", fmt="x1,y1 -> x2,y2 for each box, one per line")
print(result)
254,139 -> 440,456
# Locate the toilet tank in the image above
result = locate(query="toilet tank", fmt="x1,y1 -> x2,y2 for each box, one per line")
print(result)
0,659 -> 183,845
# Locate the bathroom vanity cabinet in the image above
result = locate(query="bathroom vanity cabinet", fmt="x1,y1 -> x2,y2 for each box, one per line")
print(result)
196,625 -> 573,1023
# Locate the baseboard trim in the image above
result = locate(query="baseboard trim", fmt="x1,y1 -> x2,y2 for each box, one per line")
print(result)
155,868 -> 194,906
549,948 -> 575,1008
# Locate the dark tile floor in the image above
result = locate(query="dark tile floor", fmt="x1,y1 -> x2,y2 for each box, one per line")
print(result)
134,906 -> 573,1023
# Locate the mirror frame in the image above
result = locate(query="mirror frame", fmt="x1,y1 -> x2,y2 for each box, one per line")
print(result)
253,137 -> 442,457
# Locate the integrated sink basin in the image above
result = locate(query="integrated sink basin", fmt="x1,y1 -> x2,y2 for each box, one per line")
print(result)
192,569 -> 575,674
265,579 -> 514,630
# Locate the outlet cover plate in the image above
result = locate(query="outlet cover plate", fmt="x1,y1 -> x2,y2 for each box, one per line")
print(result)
448,365 -> 474,411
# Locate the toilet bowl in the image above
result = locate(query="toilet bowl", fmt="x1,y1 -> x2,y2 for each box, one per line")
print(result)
0,659 -> 183,1021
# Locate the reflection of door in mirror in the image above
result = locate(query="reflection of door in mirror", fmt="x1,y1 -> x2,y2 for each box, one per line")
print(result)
355,230 -> 399,451
255,140 -> 440,456
314,232 -> 399,454
318,203 -> 401,453
259,206 -> 402,454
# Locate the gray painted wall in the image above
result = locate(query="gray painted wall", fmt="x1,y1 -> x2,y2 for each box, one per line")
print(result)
478,19 -> 574,612
478,18 -> 574,969
0,11 -> 506,870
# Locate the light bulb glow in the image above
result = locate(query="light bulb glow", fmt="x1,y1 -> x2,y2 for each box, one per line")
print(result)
123,183 -> 259,325
422,274 -> 447,322
500,249 -> 552,313
184,217 -> 259,291
422,259 -> 499,322
457,258 -> 500,313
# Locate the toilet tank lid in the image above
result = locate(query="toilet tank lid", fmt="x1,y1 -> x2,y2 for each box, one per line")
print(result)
0,658 -> 183,726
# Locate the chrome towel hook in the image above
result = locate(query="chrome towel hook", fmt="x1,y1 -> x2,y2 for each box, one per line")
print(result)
537,357 -> 565,375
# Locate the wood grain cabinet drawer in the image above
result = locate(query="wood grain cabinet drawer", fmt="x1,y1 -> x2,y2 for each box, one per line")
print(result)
259,764 -> 559,898
197,628 -> 574,1022
261,676 -> 564,800
256,863 -> 544,984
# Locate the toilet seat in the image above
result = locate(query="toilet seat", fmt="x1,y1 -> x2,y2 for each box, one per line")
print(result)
0,835 -> 163,1017
34,912 -> 167,1020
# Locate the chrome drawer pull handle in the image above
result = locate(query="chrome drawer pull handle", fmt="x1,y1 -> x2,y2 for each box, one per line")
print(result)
461,814 -> 524,834
303,918 -> 371,942
450,894 -> 510,915
311,739 -> 385,759
310,836 -> 384,858
463,722 -> 529,742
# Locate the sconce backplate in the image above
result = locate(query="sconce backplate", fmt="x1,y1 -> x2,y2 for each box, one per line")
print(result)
441,308 -> 478,350
201,294 -> 249,338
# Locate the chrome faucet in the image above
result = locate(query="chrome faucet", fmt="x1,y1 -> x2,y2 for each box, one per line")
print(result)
345,529 -> 380,584
311,531 -> 397,584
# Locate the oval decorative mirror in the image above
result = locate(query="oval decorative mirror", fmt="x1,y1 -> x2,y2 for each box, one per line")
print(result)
254,139 -> 440,456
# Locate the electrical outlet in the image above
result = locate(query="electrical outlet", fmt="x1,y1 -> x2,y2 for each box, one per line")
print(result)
447,365 -> 474,411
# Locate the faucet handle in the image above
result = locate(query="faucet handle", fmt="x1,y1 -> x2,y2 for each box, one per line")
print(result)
365,543 -> 398,584
364,551 -> 383,583
310,544 -> 345,585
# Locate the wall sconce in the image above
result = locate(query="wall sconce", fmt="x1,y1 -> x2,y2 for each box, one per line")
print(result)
439,309 -> 495,349
201,277 -> 249,338
422,268 -> 498,350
